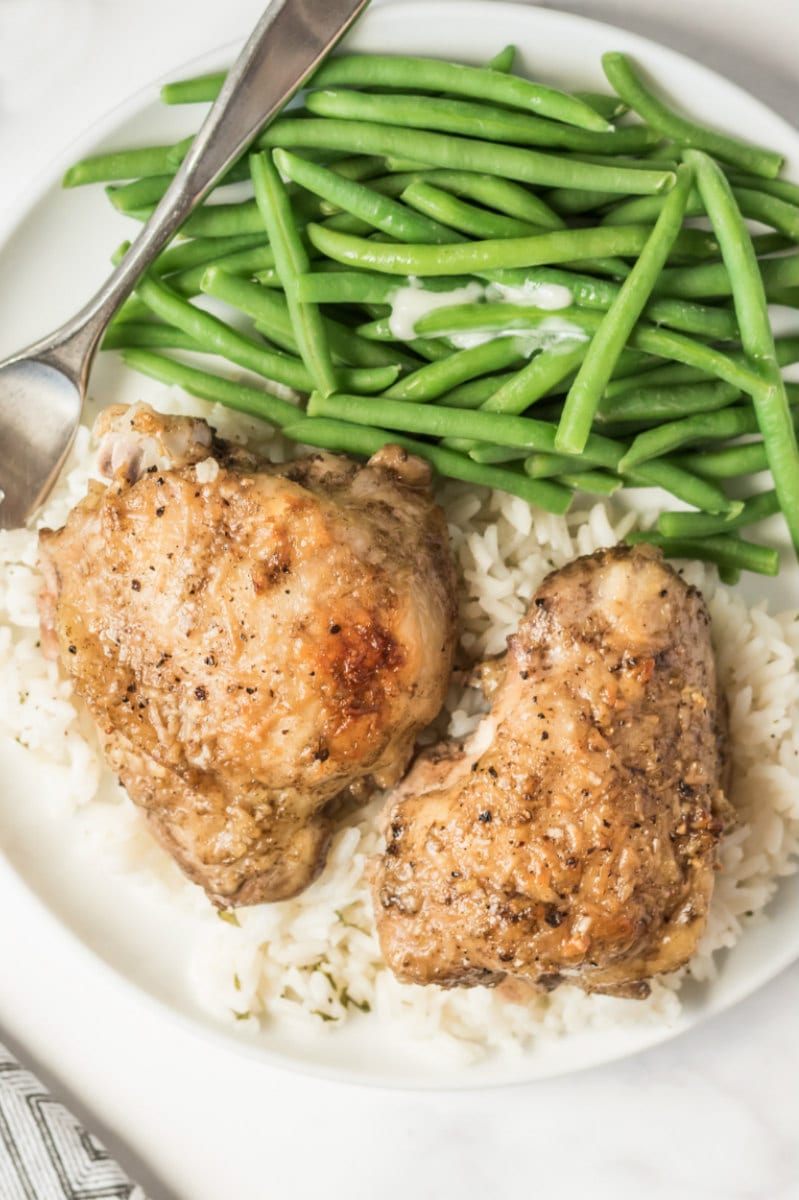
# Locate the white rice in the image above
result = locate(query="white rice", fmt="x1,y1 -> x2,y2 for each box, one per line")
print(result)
2,391 -> 798,1063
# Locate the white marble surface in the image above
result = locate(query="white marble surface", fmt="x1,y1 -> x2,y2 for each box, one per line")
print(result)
1,1 -> 798,1197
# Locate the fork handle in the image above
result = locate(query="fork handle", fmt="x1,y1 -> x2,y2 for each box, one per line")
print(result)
44,0 -> 369,384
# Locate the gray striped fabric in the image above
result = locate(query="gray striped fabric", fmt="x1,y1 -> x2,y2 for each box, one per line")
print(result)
0,1043 -> 147,1200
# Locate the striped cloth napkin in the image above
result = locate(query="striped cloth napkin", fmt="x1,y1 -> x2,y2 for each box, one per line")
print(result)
0,1042 -> 147,1200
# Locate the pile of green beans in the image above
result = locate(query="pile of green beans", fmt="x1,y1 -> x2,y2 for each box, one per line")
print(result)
62,46 -> 799,575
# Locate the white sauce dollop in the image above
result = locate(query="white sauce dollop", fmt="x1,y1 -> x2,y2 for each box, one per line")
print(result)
485,280 -> 574,310
387,277 -> 583,354
387,279 -> 485,341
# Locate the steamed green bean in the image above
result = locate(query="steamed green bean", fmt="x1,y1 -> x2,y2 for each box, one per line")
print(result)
282,419 -> 573,513
310,54 -> 612,132
602,52 -> 783,178
686,148 -> 799,554
658,489 -> 780,539
305,222 -> 715,276
304,88 -> 658,153
627,529 -> 779,576
259,118 -> 675,194
402,181 -> 542,239
556,163 -> 695,454
121,349 -> 301,424
251,151 -> 338,396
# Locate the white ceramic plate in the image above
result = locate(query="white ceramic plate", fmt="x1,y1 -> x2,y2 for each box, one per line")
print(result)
0,0 -> 797,1088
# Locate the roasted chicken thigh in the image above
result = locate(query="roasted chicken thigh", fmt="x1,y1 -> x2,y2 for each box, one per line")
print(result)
39,404 -> 458,906
373,544 -> 731,998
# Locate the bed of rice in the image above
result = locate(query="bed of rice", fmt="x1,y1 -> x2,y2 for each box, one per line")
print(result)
1,390 -> 798,1063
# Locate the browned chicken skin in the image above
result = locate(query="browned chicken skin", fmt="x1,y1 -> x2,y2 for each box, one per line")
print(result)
39,404 -> 458,907
372,544 -> 731,998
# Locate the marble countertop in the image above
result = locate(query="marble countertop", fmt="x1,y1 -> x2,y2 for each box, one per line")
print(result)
1,2 -> 798,1197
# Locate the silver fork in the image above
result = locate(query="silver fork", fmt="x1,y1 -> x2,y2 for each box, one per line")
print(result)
0,0 -> 369,530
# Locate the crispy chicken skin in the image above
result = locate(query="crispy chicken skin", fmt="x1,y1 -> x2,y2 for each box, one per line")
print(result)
372,544 -> 731,998
38,404 -> 458,907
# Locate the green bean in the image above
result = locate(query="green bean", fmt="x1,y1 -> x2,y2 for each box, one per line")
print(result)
329,155 -> 389,182
602,186 -> 799,239
304,88 -> 659,154
121,350 -> 301,425
624,461 -> 738,513
655,254 -> 799,300
609,327 -> 767,396
560,470 -> 623,495
525,452 -> 585,478
574,153 -> 681,172
106,174 -> 174,213
128,188 -> 335,237
281,418 -> 572,513
618,406 -> 760,471
423,170 -> 566,229
484,263 -> 738,339
468,444 -> 530,464
152,234 -> 268,276
658,489 -> 780,538
62,144 -> 177,186
356,317 -> 407,342
523,435 -> 737,510
603,334 -> 799,397
678,442 -> 769,479
726,173 -> 799,206
172,245 -> 277,296
305,389 -> 736,513
602,52 -> 783,178
717,565 -> 743,586
273,149 -> 455,244
259,119 -> 675,195
482,343 -> 591,412
133,273 -> 396,395
201,267 -> 411,370
310,54 -> 612,132
556,163 -> 695,454
436,373 -> 519,409
413,299 -> 767,400
315,212 -> 376,236
134,273 -> 311,390
296,272 -> 398,305
106,157 -> 254,214
402,181 -> 542,239
604,362 -> 710,396
308,390 -> 571,454
166,130 -> 348,170
339,171 -> 420,200
626,529 -> 779,576
305,222 -> 716,277
384,338 -> 530,403
250,152 -> 338,396
371,170 -> 566,229
161,71 -> 226,104
752,233 -> 795,256
135,199 -> 266,238
486,45 -> 516,73
572,91 -> 629,121
545,185 -> 618,215
102,322 -> 200,351
597,380 -> 741,424
414,301 -> 594,339
503,344 -> 656,403
407,337 -> 454,362
686,147 -> 799,555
